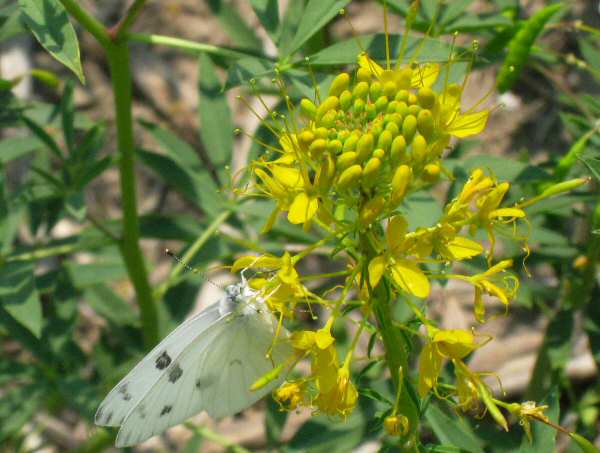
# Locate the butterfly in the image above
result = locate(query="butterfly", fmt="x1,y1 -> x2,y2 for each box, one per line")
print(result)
95,278 -> 291,447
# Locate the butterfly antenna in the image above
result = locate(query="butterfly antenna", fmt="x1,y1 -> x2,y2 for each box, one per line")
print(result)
164,248 -> 224,290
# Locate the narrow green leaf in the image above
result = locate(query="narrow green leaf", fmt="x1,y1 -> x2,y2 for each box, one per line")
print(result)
61,80 -> 75,153
0,261 -> 42,337
198,53 -> 233,167
18,0 -> 85,83
249,0 -> 280,42
426,403 -> 485,453
21,116 -> 63,160
85,284 -> 139,327
0,383 -> 46,442
65,259 -> 127,288
64,191 -> 86,221
277,0 -> 304,54
224,56 -> 275,90
570,433 -> 600,453
285,0 -> 350,56
580,152 -> 600,182
207,0 -> 262,51
0,135 -> 43,164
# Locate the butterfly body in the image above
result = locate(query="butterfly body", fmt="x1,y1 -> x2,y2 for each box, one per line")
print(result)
95,280 -> 290,447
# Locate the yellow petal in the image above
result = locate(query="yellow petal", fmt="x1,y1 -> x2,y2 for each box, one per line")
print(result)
445,236 -> 484,260
418,343 -> 442,396
387,215 -> 408,252
279,133 -> 300,154
288,192 -> 318,224
434,329 -> 477,359
489,207 -> 526,219
411,63 -> 439,88
368,255 -> 387,288
231,254 -> 281,272
291,330 -> 315,350
272,166 -> 303,189
448,110 -> 489,138
480,280 -> 509,304
315,328 -> 335,350
358,52 -> 383,78
390,260 -> 430,298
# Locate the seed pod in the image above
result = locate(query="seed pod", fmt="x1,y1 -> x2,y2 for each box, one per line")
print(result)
375,95 -> 389,113
300,98 -> 317,119
390,135 -> 407,162
337,164 -> 363,190
359,195 -> 385,227
383,81 -> 397,98
417,109 -> 434,139
396,67 -> 412,89
353,81 -> 369,100
362,157 -> 382,187
497,3 -> 562,93
329,73 -> 350,97
316,96 -> 339,121
411,135 -> 428,165
356,132 -> 374,161
339,90 -> 353,110
343,133 -> 359,152
391,165 -> 412,204
357,67 -> 371,83
369,81 -> 382,101
309,138 -> 327,157
423,163 -> 441,182
402,114 -> 418,143
417,87 -> 436,109
337,151 -> 358,170
320,110 -> 337,128
377,129 -> 393,152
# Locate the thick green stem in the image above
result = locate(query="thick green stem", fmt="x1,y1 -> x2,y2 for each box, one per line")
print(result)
106,41 -> 159,347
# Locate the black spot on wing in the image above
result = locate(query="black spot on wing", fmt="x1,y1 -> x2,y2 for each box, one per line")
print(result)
195,378 -> 202,389
106,411 -> 113,424
160,405 -> 172,416
155,351 -> 172,370
168,363 -> 183,383
229,359 -> 242,367
117,383 -> 132,400
96,406 -> 103,422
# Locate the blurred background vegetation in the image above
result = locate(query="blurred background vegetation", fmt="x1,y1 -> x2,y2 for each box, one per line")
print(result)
0,0 -> 599,451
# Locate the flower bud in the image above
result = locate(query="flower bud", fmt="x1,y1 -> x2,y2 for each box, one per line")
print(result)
369,81 -> 383,101
339,90 -> 353,110
385,121 -> 400,137
423,163 -> 441,182
362,157 -> 382,187
407,92 -> 418,105
320,110 -> 337,128
384,415 -> 409,436
300,98 -> 317,119
315,127 -> 328,139
411,135 -> 428,165
337,151 -> 357,170
356,132 -> 374,161
377,129 -> 393,152
327,139 -> 343,154
417,109 -> 434,139
343,133 -> 359,152
299,130 -> 314,145
408,104 -> 421,116
417,87 -> 436,109
387,100 -> 398,114
357,67 -> 371,83
395,101 -> 409,117
316,96 -> 339,121
337,164 -> 363,190
329,73 -> 350,97
366,103 -> 377,120
372,148 -> 385,159
395,90 -> 409,103
383,81 -> 397,98
375,95 -> 389,113
402,115 -> 418,143
353,98 -> 365,115
390,135 -> 407,162
353,81 -> 369,100
360,195 -> 385,227
309,138 -> 327,157
391,165 -> 412,204
396,67 -> 412,89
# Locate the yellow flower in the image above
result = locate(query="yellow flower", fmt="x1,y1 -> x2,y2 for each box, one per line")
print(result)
273,381 -> 307,411
313,363 -> 358,417
384,414 -> 409,436
368,216 -> 430,298
357,52 -> 440,89
418,327 -> 480,396
436,83 -> 489,138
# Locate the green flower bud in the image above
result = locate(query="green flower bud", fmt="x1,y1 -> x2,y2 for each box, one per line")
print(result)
309,138 -> 327,157
385,121 -> 400,137
387,100 -> 398,114
353,81 -> 369,100
375,95 -> 389,113
423,163 -> 441,182
417,109 -> 434,139
315,127 -> 329,139
372,148 -> 385,159
395,101 -> 409,117
337,129 -> 350,142
337,151 -> 358,170
300,98 -> 317,119
395,90 -> 409,103
328,139 -> 343,154
337,164 -> 363,190
390,135 -> 407,162
397,67 -> 412,89
408,104 -> 421,116
357,67 -> 371,83
353,98 -> 365,115
299,130 -> 315,145
417,87 -> 436,109
316,96 -> 339,121
339,90 -> 353,110
366,103 -> 378,120
383,81 -> 397,98
329,73 -> 350,97
362,157 -> 382,187
402,114 -> 418,143
343,133 -> 359,152
356,132 -> 374,161
411,134 -> 427,164
320,109 -> 337,128
391,164 -> 412,204
359,195 -> 385,227
377,129 -> 393,151
407,92 -> 418,105
369,81 -> 382,101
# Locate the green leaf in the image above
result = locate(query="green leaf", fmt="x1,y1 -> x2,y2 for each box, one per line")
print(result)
0,2 -> 27,41
0,261 -> 42,338
207,0 -> 262,51
249,0 -> 280,42
265,396 -> 287,448
18,0 -> 85,83
285,0 -> 350,56
0,383 -> 46,442
0,135 -> 43,164
139,214 -> 204,242
224,56 -> 275,89
65,191 -> 86,221
198,53 -> 233,167
277,0 -> 304,54
61,80 -> 75,153
85,284 -> 139,327
426,403 -> 485,453
518,389 -> 559,453
288,413 -> 365,453
580,152 -> 600,182
65,258 -> 127,288
569,433 -> 600,453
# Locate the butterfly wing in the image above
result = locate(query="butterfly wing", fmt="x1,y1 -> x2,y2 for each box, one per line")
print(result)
95,303 -> 221,428
115,311 -> 291,447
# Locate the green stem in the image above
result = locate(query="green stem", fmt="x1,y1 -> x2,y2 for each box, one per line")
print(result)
113,0 -> 148,41
58,0 -> 111,47
126,32 -> 262,60
154,210 -> 232,300
106,41 -> 159,348
5,238 -> 113,263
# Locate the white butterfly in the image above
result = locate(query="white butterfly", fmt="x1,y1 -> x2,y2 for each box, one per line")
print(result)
95,278 -> 291,447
